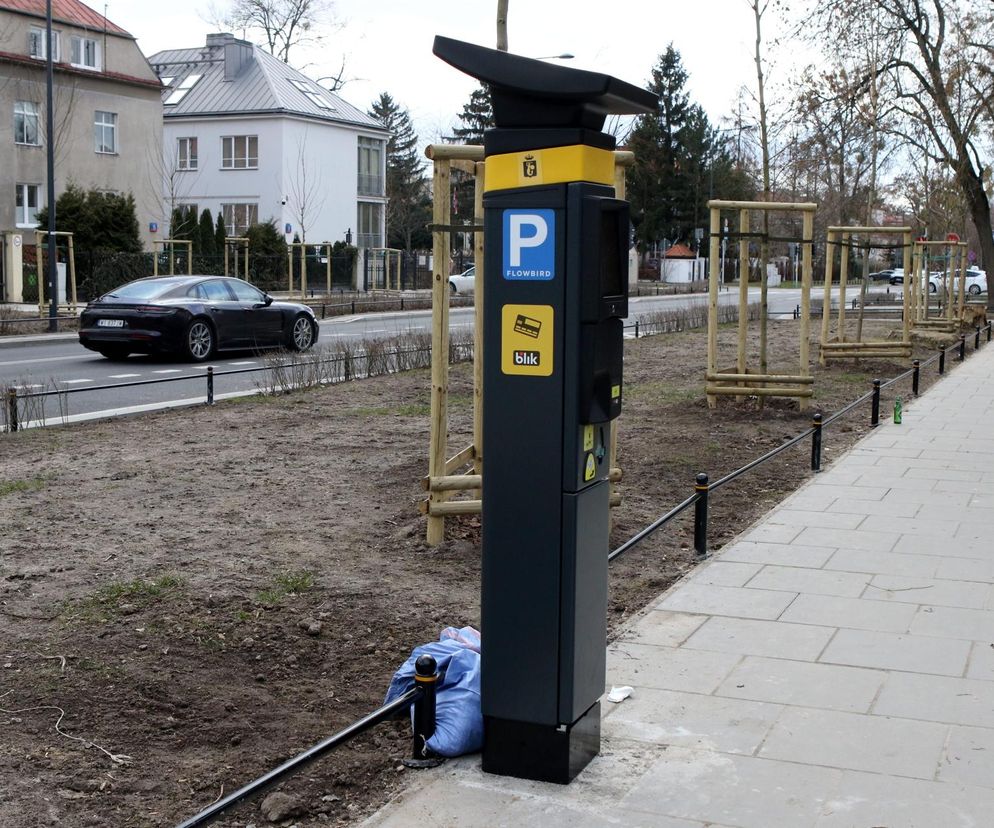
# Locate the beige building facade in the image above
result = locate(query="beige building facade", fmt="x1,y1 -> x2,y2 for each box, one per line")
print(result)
0,0 -> 162,292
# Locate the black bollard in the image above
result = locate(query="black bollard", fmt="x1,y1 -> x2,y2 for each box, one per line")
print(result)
207,366 -> 214,406
871,379 -> 881,427
976,326 -> 981,350
959,334 -> 966,361
939,348 -> 946,375
404,654 -> 444,769
811,413 -> 823,472
694,473 -> 709,560
912,360 -> 920,396
6,387 -> 17,433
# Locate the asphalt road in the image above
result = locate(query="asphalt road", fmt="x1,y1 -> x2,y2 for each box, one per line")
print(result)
0,286 -> 873,425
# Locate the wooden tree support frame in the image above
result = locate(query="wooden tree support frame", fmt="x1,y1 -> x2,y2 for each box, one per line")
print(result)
368,247 -> 404,292
34,230 -> 77,313
910,239 -> 969,333
287,242 -> 334,297
152,238 -> 193,277
706,200 -> 816,409
224,237 -> 250,282
819,226 -> 912,363
421,145 -> 632,545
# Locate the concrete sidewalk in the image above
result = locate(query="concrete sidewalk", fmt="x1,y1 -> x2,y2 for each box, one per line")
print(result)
362,345 -> 994,828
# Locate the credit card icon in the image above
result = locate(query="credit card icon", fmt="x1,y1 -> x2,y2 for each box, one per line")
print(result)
513,314 -> 542,338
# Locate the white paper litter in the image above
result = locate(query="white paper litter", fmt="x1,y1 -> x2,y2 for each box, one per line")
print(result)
606,685 -> 634,703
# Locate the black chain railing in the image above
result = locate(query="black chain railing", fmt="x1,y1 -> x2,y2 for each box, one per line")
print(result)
609,320 -> 994,565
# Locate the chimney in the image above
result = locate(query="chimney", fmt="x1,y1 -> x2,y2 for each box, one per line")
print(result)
206,33 -> 254,81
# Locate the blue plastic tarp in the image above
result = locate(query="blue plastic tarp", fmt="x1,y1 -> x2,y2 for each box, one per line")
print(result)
384,626 -> 482,757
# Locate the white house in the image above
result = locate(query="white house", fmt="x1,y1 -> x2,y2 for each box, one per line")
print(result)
147,33 -> 389,248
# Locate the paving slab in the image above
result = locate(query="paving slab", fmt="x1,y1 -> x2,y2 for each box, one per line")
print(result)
361,333 -> 994,827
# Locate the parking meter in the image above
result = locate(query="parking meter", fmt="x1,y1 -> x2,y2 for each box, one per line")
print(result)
434,37 -> 654,783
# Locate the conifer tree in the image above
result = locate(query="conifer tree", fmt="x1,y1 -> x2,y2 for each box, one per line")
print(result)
198,209 -> 217,259
369,92 -> 430,251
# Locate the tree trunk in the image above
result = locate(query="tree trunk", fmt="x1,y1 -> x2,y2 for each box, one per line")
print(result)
496,0 -> 508,51
958,168 -> 994,311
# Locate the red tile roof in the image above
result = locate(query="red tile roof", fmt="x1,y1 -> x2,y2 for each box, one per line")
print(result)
0,0 -> 130,36
663,243 -> 697,259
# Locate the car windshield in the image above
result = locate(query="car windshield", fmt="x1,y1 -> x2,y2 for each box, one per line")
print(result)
103,278 -> 188,301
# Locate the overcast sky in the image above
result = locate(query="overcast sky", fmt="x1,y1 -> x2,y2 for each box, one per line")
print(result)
116,0 -> 778,140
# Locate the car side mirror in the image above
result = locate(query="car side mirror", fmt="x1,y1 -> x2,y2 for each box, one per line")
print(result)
264,295 -> 274,306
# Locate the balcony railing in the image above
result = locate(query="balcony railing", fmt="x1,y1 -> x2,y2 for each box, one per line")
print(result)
357,174 -> 384,197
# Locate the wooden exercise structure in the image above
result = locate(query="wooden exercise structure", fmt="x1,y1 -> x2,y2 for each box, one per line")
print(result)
420,145 -> 633,545
287,242 -> 335,297
910,238 -> 969,334
224,236 -> 249,281
368,247 -> 404,291
819,226 -> 912,363
34,230 -> 77,313
706,200 -> 816,409
152,238 -> 193,277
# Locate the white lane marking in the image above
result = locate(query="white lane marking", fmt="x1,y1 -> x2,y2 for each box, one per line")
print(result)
16,383 -> 43,389
108,373 -> 140,378
227,361 -> 257,366
0,354 -> 91,368
60,379 -> 93,385
152,369 -> 183,374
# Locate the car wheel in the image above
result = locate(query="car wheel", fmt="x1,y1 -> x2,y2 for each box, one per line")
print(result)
969,284 -> 982,295
449,281 -> 458,294
185,318 -> 215,362
288,314 -> 316,351
929,283 -> 937,293
97,347 -> 130,361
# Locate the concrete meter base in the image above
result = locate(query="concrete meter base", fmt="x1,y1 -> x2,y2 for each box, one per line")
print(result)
482,702 -> 601,784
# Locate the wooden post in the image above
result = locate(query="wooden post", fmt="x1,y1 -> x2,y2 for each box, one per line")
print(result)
820,230 -> 836,360
426,157 -> 452,546
473,161 -> 485,477
326,244 -> 332,294
67,233 -> 77,309
224,240 -> 229,278
799,209 -> 813,411
287,246 -> 293,293
35,232 -> 44,312
737,208 -> 749,377
902,232 -> 912,343
707,204 -> 720,408
186,240 -> 192,276
300,242 -> 307,299
169,240 -> 175,275
838,233 -> 849,341
958,243 -> 968,320
911,243 -> 920,322
243,239 -> 249,282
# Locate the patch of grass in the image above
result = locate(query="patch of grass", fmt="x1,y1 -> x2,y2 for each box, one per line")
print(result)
626,381 -> 699,405
344,403 -> 431,417
0,477 -> 48,497
256,570 -> 315,605
62,574 -> 183,623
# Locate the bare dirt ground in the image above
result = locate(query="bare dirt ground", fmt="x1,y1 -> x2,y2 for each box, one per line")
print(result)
0,317 -> 945,827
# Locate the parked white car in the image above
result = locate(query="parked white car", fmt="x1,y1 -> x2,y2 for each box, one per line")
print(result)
929,268 -> 987,295
449,265 -> 475,295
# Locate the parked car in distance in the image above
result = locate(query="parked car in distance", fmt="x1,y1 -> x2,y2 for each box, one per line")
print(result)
888,269 -> 906,285
449,265 -> 475,295
79,276 -> 319,361
868,269 -> 896,282
928,268 -> 987,295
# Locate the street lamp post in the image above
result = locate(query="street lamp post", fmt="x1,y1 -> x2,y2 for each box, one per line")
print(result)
45,0 -> 56,329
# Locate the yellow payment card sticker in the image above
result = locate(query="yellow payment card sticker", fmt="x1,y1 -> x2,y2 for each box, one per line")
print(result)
502,304 -> 554,377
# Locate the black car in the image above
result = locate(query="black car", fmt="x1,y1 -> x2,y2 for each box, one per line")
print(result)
79,276 -> 319,361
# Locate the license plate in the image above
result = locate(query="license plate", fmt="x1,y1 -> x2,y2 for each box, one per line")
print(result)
97,319 -> 125,328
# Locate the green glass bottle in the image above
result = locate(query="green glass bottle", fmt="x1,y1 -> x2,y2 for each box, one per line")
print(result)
894,397 -> 903,424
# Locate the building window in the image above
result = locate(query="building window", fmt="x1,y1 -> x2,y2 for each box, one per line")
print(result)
177,137 -> 198,170
94,111 -> 117,154
357,202 -> 383,248
28,27 -> 59,61
15,183 -> 40,227
14,101 -> 41,146
221,136 -> 258,169
357,137 -> 384,196
222,203 -> 258,236
70,35 -> 100,70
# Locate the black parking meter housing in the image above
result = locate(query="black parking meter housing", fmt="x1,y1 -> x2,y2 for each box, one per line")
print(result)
434,36 -> 654,784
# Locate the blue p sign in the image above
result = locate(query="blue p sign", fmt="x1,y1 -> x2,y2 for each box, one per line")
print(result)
503,209 -> 555,280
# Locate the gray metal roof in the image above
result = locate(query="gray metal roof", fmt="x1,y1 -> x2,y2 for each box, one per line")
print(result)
148,36 -> 387,133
